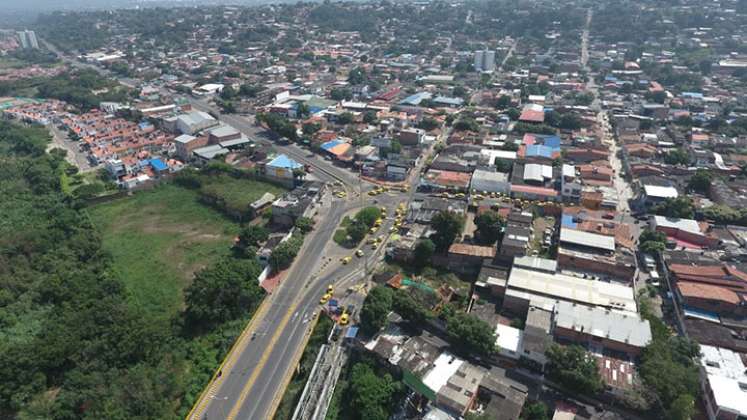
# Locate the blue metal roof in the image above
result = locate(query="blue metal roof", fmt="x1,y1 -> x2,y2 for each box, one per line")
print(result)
399,92 -> 432,106
525,144 -> 555,159
321,139 -> 344,151
345,326 -> 359,338
541,135 -> 561,148
150,158 -> 168,171
267,154 -> 302,170
561,214 -> 577,228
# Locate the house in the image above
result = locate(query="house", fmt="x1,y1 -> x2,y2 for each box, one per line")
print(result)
447,243 -> 495,274
250,192 -> 276,218
470,170 -> 510,194
651,215 -> 718,249
397,128 -> 426,146
494,324 -> 523,361
552,300 -> 652,357
175,111 -> 218,135
477,368 -> 528,420
639,179 -> 679,207
699,345 -> 747,420
502,267 -> 637,316
521,307 -> 553,369
174,134 -> 208,161
431,359 -> 485,416
260,154 -> 304,187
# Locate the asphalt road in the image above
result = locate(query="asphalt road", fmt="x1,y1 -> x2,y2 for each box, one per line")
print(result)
186,97 -> 418,420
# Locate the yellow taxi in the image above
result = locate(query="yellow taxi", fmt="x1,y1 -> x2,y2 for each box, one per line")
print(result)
339,313 -> 349,325
341,256 -> 352,265
319,293 -> 331,305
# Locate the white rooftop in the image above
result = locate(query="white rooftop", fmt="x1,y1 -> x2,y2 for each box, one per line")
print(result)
422,352 -> 464,393
643,184 -> 678,199
480,149 -> 517,164
508,267 -> 637,313
560,228 -> 616,252
652,215 -> 702,235
700,345 -> 747,416
495,324 -> 523,353
554,300 -> 652,348
524,163 -> 553,183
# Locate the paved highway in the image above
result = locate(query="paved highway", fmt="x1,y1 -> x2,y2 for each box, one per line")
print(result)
185,98 -> 419,420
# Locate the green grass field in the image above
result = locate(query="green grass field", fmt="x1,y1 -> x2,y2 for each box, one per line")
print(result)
88,184 -> 240,320
200,175 -> 286,214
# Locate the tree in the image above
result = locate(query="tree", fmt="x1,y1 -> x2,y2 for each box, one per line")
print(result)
639,333 -> 700,417
413,239 -> 435,268
239,83 -> 261,97
392,290 -> 431,327
347,66 -> 367,85
349,362 -> 401,420
557,113 -> 581,130
667,394 -> 695,420
430,211 -> 464,251
639,229 -> 667,254
363,111 -> 378,124
417,117 -> 439,131
651,197 -> 694,219
545,344 -> 603,394
337,112 -> 354,125
185,257 -> 264,327
236,225 -> 269,253
220,85 -> 237,100
495,95 -> 511,109
360,286 -> 394,335
444,311 -> 496,356
664,148 -> 690,166
297,102 -> 310,118
355,206 -> 382,228
302,122 -> 321,135
453,117 -> 479,132
522,402 -> 550,420
474,210 -> 504,245
294,217 -> 314,234
330,87 -> 352,101
269,233 -> 304,271
347,221 -> 368,244
687,169 -> 712,194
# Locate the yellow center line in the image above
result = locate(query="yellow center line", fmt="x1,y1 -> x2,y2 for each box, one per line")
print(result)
226,297 -> 303,420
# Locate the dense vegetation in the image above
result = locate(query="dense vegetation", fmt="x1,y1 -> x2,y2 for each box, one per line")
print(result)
0,121 -> 265,418
638,301 -> 700,419
325,352 -> 404,420
175,165 -> 286,222
545,344 -> 604,395
335,206 -> 382,248
0,69 -> 131,111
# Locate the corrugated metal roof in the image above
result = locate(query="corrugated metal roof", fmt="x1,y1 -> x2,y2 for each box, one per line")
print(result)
553,300 -> 652,348
560,228 -> 615,252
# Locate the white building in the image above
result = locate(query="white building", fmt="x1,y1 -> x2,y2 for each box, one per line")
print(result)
700,345 -> 747,420
474,50 -> 496,73
17,30 -> 39,50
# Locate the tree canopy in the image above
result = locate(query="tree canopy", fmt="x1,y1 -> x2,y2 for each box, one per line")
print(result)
444,311 -> 497,357
185,257 -> 265,327
546,344 -> 604,394
474,210 -> 505,245
359,285 -> 394,335
430,211 -> 465,251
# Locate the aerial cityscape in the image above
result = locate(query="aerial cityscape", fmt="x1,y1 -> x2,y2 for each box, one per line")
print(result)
1,0 -> 747,419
